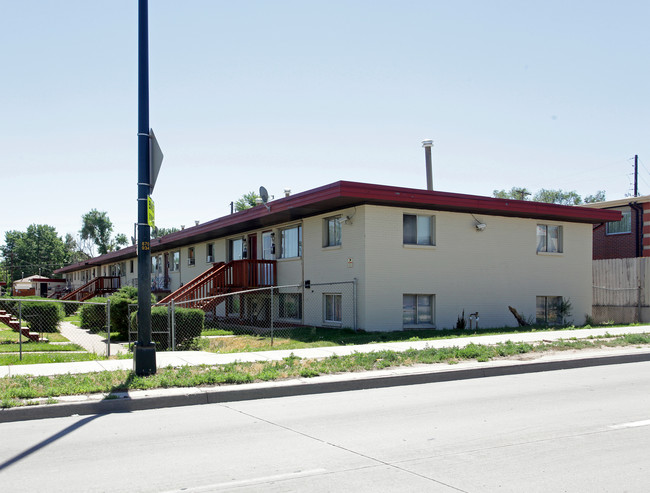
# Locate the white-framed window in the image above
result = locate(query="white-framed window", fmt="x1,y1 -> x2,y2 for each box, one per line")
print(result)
324,293 -> 342,323
170,251 -> 180,271
279,293 -> 302,320
403,214 -> 435,245
206,243 -> 214,263
324,216 -> 342,247
188,247 -> 195,266
281,225 -> 302,258
536,224 -> 562,253
536,296 -> 562,325
403,294 -> 434,326
262,231 -> 276,260
152,255 -> 163,276
606,211 -> 631,235
229,238 -> 245,261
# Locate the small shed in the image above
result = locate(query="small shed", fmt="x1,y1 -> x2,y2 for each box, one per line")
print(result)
12,275 -> 66,297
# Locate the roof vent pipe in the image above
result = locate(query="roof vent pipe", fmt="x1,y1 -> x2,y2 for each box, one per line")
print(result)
422,139 -> 434,191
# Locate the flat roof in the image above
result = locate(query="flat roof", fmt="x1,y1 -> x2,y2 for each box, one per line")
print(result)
54,180 -> 621,274
582,195 -> 650,209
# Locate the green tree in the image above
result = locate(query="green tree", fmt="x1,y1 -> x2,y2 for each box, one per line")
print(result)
533,189 -> 583,205
584,191 -> 606,203
492,187 -> 532,200
151,226 -> 180,239
79,209 -> 127,256
1,225 -> 69,281
64,233 -> 91,264
235,191 -> 261,211
492,187 -> 606,205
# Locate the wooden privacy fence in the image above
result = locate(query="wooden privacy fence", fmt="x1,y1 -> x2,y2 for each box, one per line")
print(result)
592,258 -> 649,323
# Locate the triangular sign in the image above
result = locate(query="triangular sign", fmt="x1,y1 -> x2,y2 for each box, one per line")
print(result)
149,128 -> 164,194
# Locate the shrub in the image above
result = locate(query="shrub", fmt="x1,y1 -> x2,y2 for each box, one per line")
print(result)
80,297 -> 108,333
455,310 -> 466,330
130,307 -> 204,350
21,301 -> 64,333
62,302 -> 80,317
108,287 -> 155,341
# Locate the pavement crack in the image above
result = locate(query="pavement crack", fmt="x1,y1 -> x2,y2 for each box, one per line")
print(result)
220,403 -> 469,492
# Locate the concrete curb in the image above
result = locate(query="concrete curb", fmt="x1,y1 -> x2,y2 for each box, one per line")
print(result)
2,348 -> 650,423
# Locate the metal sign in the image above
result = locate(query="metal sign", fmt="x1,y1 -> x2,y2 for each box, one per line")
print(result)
149,128 -> 164,194
147,196 -> 155,228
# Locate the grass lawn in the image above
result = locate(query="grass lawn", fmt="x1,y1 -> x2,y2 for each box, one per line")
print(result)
0,352 -> 103,367
0,329 -> 70,344
198,324 -> 626,353
2,332 -> 649,408
63,314 -> 81,327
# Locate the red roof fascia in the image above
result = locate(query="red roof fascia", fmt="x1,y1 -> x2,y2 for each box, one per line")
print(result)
335,181 -> 621,223
53,181 -> 620,274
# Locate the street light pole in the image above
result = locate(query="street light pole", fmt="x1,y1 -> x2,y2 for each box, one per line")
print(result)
134,0 -> 156,375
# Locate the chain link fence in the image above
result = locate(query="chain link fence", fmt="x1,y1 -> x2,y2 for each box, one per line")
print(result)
1,280 -> 357,360
127,281 -> 357,349
0,297 -> 122,362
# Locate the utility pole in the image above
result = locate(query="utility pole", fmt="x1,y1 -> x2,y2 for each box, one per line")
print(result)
134,0 -> 156,375
634,154 -> 639,197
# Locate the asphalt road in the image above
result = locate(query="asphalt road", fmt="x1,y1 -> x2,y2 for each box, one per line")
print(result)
2,362 -> 650,492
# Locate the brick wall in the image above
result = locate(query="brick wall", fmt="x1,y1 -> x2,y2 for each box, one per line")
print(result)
593,206 -> 640,259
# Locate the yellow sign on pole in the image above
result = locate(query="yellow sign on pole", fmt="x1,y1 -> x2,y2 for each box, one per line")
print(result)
147,196 -> 155,229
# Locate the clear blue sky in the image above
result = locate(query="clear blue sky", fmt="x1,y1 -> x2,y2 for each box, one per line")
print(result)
1,1 -> 648,246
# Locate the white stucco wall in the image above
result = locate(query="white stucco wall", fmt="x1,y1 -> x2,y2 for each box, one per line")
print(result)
60,203 -> 593,332
361,205 -> 592,331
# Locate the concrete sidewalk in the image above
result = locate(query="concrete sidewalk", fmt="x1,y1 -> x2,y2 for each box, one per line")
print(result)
1,325 -> 649,378
2,325 -> 650,422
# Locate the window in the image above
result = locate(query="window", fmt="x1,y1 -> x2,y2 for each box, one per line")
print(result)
130,260 -> 134,273
206,243 -> 214,263
403,214 -> 434,245
536,296 -> 562,325
120,262 -> 126,276
281,225 -> 302,258
403,294 -> 434,326
606,211 -> 631,235
262,231 -> 276,260
227,294 -> 241,315
324,294 -> 342,323
279,293 -> 302,319
536,224 -> 562,253
170,251 -> 180,271
324,217 -> 342,247
188,247 -> 195,266
229,238 -> 244,261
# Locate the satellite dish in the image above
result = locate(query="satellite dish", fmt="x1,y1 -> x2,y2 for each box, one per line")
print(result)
259,186 -> 271,211
259,186 -> 269,204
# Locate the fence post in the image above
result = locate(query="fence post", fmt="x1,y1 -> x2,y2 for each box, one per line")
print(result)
170,300 -> 176,351
353,278 -> 358,332
639,258 -> 645,323
270,286 -> 274,346
18,300 -> 23,361
106,299 -> 111,358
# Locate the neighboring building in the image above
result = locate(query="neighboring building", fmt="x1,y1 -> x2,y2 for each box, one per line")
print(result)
584,195 -> 650,259
53,181 -> 618,331
585,196 -> 650,323
12,275 -> 67,297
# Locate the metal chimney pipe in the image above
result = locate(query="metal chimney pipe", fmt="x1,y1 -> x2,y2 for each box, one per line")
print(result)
422,139 -> 434,191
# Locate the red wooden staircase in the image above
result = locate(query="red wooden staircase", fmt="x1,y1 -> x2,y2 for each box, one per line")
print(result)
0,309 -> 46,342
158,259 -> 276,311
60,276 -> 121,302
